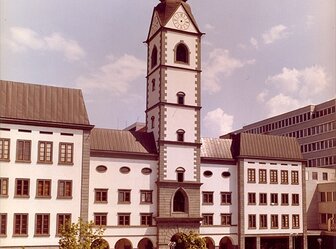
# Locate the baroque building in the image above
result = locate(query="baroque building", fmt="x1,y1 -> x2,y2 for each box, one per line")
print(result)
0,0 -> 314,249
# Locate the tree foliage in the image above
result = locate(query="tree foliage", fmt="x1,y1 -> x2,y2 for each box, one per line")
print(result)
58,218 -> 107,249
178,231 -> 207,249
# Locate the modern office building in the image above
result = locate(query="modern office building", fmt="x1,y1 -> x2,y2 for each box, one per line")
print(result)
0,0 -> 311,249
223,99 -> 336,168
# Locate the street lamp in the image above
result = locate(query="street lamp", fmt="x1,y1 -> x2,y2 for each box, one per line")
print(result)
168,241 -> 176,249
317,237 -> 322,249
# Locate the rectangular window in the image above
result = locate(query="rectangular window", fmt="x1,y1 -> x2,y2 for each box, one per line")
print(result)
259,193 -> 267,205
140,190 -> 152,204
0,178 -> 9,197
221,213 -> 232,226
248,214 -> 256,229
259,214 -> 267,229
36,179 -> 51,198
57,180 -> 72,199
291,171 -> 299,184
13,214 -> 28,236
15,179 -> 30,198
271,215 -> 278,229
140,213 -> 153,226
221,192 -> 232,205
320,192 -> 326,202
202,214 -> 213,226
270,193 -> 278,205
327,192 -> 332,202
292,215 -> 300,228
59,143 -> 73,164
320,214 -> 327,224
248,193 -> 256,205
38,141 -> 53,163
292,194 -> 300,205
94,213 -> 107,226
0,214 -> 7,236
281,170 -> 289,184
259,169 -> 267,183
118,213 -> 130,226
281,193 -> 289,205
270,170 -> 278,184
0,138 -> 10,161
322,172 -> 328,180
95,189 -> 108,203
16,140 -> 31,162
118,189 -> 131,203
247,169 -> 256,183
281,214 -> 289,229
35,214 -> 49,236
57,214 -> 71,235
202,192 -> 214,205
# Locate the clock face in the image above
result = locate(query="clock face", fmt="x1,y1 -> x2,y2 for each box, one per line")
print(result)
172,12 -> 190,30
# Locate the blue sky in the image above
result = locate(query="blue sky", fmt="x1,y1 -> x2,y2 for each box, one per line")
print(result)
1,0 -> 335,137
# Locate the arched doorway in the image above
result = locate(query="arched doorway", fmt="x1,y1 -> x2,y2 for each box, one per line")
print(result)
91,239 -> 109,249
219,237 -> 233,249
171,233 -> 185,249
204,237 -> 215,249
115,238 -> 133,249
138,238 -> 154,249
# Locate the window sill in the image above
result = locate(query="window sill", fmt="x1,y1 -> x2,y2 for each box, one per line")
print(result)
0,159 -> 10,162
58,163 -> 74,166
35,196 -> 52,199
15,160 -> 31,163
34,234 -> 50,237
57,196 -> 73,200
14,195 -> 30,199
37,161 -> 53,165
13,234 -> 28,237
0,195 -> 9,198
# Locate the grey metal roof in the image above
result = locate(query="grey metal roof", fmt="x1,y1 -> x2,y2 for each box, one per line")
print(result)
237,133 -> 303,160
90,128 -> 157,155
201,137 -> 233,160
0,80 -> 91,127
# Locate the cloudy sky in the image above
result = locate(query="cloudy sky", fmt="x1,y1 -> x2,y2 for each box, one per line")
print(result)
1,0 -> 335,137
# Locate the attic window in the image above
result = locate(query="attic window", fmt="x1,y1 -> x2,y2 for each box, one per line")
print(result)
141,168 -> 152,175
120,167 -> 131,174
222,171 -> 231,178
96,165 -> 108,173
203,171 -> 213,177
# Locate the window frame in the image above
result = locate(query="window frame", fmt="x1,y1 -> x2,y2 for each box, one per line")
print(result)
259,214 -> 267,229
281,214 -> 289,229
271,214 -> 279,229
270,170 -> 278,184
58,143 -> 74,165
118,213 -> 130,226
94,213 -> 107,227
151,45 -> 158,69
37,141 -> 53,164
247,168 -> 256,183
16,140 -> 31,163
0,178 -> 9,197
281,170 -> 289,184
259,169 -> 267,183
35,213 -> 50,237
202,191 -> 214,205
118,189 -> 131,204
291,171 -> 299,184
0,213 -> 7,236
177,92 -> 185,105
56,213 -> 71,235
292,194 -> 300,206
259,193 -> 267,205
176,129 -> 185,142
221,192 -> 232,205
94,189 -> 108,203
248,214 -> 256,229
248,192 -> 256,205
175,42 -> 190,64
270,193 -> 278,205
140,190 -> 153,204
221,213 -> 232,226
57,180 -> 72,199
36,179 -> 52,198
140,213 -> 153,226
13,213 -> 28,236
0,138 -> 10,161
15,178 -> 30,198
292,214 -> 300,229
202,213 -> 213,226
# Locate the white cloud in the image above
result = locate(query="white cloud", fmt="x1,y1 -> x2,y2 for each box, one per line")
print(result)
250,37 -> 259,49
204,108 -> 234,137
262,25 -> 289,44
76,54 -> 146,96
203,48 -> 255,94
260,65 -> 332,116
7,26 -> 85,61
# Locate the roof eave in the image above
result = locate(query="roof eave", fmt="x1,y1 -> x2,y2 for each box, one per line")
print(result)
90,149 -> 158,160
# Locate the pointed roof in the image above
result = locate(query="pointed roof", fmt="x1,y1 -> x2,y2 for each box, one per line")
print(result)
154,0 -> 201,32
0,80 -> 92,129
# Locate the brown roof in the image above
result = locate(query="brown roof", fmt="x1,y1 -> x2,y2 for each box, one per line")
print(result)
235,133 -> 303,161
201,137 -> 233,160
90,128 -> 157,155
0,80 -> 91,128
154,0 -> 201,33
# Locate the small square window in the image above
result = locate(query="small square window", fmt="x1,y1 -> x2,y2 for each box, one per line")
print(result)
140,190 -> 152,204
13,214 -> 28,236
59,143 -> 73,165
16,140 -> 31,162
202,192 -> 214,205
140,213 -> 152,226
94,213 -> 107,226
15,179 -> 30,198
95,189 -> 108,203
118,213 -> 130,226
221,192 -> 232,205
202,214 -> 213,226
36,180 -> 51,198
221,213 -> 232,226
0,178 -> 9,197
57,180 -> 72,199
35,214 -> 50,236
118,190 -> 131,203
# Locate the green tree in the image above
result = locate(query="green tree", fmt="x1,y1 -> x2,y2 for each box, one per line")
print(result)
179,231 -> 207,249
59,218 -> 107,249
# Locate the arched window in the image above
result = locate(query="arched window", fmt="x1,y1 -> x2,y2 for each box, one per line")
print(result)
176,129 -> 185,142
176,167 -> 185,182
175,43 -> 189,63
177,92 -> 185,105
151,116 -> 155,129
151,46 -> 158,68
173,190 -> 186,212
152,79 -> 155,91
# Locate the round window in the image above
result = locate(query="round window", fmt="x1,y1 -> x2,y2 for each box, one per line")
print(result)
96,165 -> 107,173
222,171 -> 231,178
203,170 -> 213,177
119,167 -> 131,174
141,168 -> 152,175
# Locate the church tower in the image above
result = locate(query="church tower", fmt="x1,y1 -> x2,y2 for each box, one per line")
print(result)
145,0 -> 203,248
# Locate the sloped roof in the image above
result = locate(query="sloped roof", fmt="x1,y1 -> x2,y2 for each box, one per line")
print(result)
0,80 -> 91,128
90,128 -> 157,155
235,133 -> 303,161
201,137 -> 233,160
154,0 -> 200,33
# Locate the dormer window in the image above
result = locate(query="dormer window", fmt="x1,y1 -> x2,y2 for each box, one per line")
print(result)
176,129 -> 185,142
152,79 -> 156,91
176,167 -> 185,182
175,43 -> 189,64
151,116 -> 155,129
177,92 -> 185,105
151,46 -> 158,68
